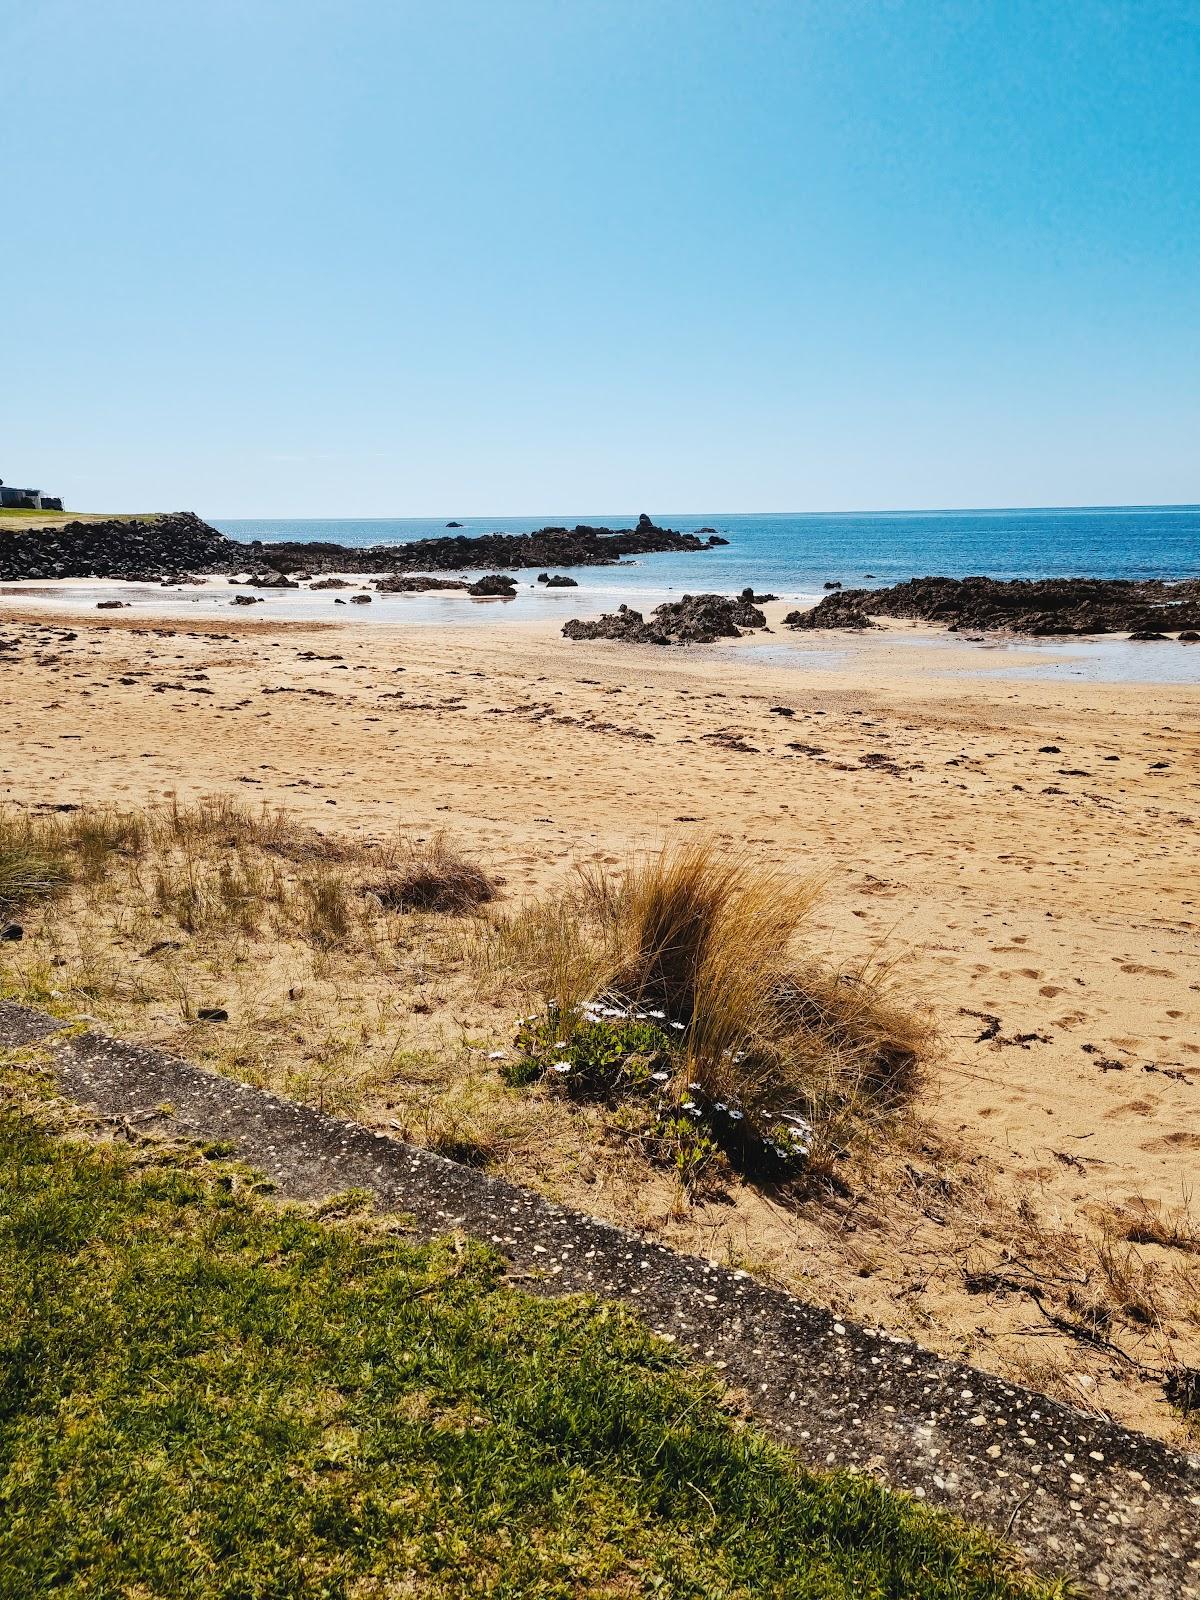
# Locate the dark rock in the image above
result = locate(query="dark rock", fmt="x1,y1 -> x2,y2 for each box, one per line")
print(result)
696,526 -> 718,534
769,706 -> 795,716
705,534 -> 729,546
445,521 -> 463,528
246,571 -> 299,589
1180,630 -> 1200,643
823,581 -> 843,590
1128,629 -> 1168,641
375,574 -> 469,593
466,573 -> 518,597
231,595 -> 262,606
541,574 -> 578,588
786,602 -> 876,630
740,586 -> 777,603
563,592 -> 768,647
0,512 -> 234,584
197,1007 -> 228,1023
349,593 -> 372,604
785,575 -> 1200,638
311,576 -> 352,590
96,600 -> 129,609
1,924 -> 23,942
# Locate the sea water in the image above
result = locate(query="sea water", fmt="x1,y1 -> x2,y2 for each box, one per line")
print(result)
214,505 -> 1200,601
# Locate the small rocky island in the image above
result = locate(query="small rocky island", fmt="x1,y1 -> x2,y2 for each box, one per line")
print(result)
787,574 -> 1200,637
0,511 -> 727,583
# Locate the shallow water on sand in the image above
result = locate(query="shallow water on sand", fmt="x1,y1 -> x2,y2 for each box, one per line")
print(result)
4,576 -> 1199,685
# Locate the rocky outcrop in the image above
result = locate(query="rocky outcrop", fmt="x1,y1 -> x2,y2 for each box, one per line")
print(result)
563,593 -> 768,647
466,573 -> 518,597
786,576 -> 1200,637
0,513 -> 234,582
240,571 -> 299,589
249,516 -> 727,575
537,573 -> 578,587
374,574 -> 469,593
0,512 -> 728,583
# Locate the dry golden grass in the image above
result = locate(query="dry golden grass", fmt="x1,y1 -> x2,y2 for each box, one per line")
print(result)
364,835 -> 499,914
474,837 -> 934,1179
0,801 -> 504,1120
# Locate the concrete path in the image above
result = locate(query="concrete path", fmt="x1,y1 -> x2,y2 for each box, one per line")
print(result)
3,1000 -> 1198,1597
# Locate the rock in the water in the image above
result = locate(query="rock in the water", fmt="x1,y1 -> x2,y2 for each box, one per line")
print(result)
246,570 -> 298,589
541,574 -> 578,587
231,594 -> 262,606
823,581 -> 842,590
785,575 -> 1200,637
467,573 -> 518,597
375,574 -> 469,592
350,593 -> 372,604
739,585 -> 777,603
96,599 -> 129,609
563,592 -> 767,647
445,521 -> 463,528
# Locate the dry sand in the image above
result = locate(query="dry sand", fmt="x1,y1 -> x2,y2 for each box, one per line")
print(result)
2,601 -> 1197,1438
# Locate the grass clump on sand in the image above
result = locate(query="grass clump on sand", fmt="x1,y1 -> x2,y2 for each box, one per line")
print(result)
364,833 -> 499,914
481,839 -> 932,1190
0,1103 -> 1063,1600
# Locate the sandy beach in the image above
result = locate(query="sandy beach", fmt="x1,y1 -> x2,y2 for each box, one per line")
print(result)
2,599 -> 1197,1439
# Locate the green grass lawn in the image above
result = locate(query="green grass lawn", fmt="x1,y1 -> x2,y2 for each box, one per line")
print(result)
0,1104 -> 1066,1599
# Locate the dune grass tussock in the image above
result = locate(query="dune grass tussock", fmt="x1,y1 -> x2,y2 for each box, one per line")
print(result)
475,838 -> 934,1187
0,1103 -> 1062,1600
364,833 -> 499,914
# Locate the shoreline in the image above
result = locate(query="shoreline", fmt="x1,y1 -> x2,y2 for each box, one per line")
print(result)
3,581 -> 1200,686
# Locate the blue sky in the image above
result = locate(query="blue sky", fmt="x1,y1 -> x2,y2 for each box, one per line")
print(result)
2,0 -> 1197,515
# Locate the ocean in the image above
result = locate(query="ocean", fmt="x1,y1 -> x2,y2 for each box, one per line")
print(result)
213,505 -> 1200,602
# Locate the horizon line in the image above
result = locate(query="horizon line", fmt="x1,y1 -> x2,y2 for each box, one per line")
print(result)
203,500 -> 1200,522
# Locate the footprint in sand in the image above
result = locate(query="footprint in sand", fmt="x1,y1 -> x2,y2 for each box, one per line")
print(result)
1106,1098 -> 1159,1117
1140,1131 -> 1200,1153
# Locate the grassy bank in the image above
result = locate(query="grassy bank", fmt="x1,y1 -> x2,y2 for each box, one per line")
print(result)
0,1090 -> 1061,1599
0,509 -> 156,529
